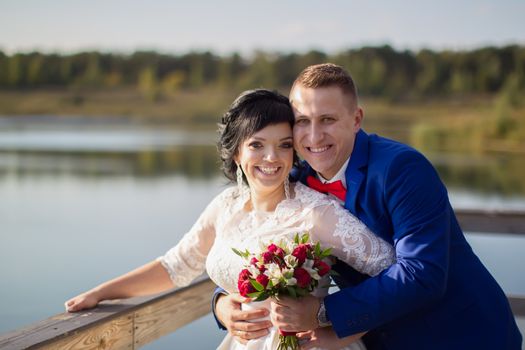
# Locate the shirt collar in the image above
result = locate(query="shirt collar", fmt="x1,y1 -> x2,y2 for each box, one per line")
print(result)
316,158 -> 350,188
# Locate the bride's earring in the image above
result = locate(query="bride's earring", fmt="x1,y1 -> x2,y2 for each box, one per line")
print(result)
237,164 -> 249,202
284,177 -> 290,200
236,164 -> 243,194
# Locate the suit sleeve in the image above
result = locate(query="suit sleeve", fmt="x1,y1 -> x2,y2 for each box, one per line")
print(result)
325,150 -> 451,337
212,287 -> 228,330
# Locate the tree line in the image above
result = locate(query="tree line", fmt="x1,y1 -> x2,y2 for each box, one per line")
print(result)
1,45 -> 524,99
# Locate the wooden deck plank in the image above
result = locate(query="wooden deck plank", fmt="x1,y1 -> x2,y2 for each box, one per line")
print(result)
38,315 -> 134,350
509,295 -> 525,318
0,277 -> 214,350
456,209 -> 525,234
133,279 -> 214,348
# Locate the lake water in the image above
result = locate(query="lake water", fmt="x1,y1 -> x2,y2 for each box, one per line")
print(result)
1,118 -> 524,348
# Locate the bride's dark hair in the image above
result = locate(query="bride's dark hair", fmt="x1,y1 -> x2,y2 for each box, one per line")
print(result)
218,89 -> 297,184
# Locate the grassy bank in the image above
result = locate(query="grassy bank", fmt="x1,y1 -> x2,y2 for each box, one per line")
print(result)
1,88 -> 524,153
0,87 -> 239,126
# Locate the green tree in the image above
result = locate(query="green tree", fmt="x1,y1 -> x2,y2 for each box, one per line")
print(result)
27,53 -> 45,86
238,51 -> 277,89
6,53 -> 26,87
138,66 -> 160,101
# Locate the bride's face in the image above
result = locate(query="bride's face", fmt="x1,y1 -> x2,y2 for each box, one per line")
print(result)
235,122 -> 293,197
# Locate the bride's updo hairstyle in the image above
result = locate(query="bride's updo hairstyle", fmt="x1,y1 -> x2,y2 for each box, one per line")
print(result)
218,89 -> 296,184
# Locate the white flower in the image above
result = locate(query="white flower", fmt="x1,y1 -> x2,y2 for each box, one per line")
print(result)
281,268 -> 297,286
286,277 -> 297,286
265,263 -> 283,285
282,268 -> 294,279
302,259 -> 321,280
247,265 -> 260,277
284,254 -> 298,268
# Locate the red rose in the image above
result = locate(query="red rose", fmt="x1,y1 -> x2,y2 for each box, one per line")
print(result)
237,269 -> 252,292
250,257 -> 259,266
315,260 -> 331,277
267,243 -> 279,253
239,280 -> 256,297
293,267 -> 312,288
262,251 -> 274,264
256,274 -> 269,288
275,247 -> 285,258
292,244 -> 309,265
238,268 -> 251,281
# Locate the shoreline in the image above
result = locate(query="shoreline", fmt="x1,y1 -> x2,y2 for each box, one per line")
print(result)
0,89 -> 523,154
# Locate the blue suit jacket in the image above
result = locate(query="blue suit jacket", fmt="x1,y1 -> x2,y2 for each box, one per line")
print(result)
294,130 -> 521,349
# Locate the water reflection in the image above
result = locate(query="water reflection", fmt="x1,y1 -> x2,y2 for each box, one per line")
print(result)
1,145 -> 524,200
1,119 -> 523,188
0,146 -> 221,179
429,153 -> 525,196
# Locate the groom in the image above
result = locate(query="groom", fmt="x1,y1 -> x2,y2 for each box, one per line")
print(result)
213,63 -> 522,349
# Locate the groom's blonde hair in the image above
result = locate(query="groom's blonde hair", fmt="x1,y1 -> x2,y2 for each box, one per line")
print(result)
292,63 -> 359,108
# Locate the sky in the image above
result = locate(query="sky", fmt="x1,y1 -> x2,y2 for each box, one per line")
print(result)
1,0 -> 524,55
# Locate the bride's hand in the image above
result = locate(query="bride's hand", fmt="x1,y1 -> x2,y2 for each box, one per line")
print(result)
64,290 -> 101,312
297,328 -> 366,350
270,295 -> 320,332
216,293 -> 272,344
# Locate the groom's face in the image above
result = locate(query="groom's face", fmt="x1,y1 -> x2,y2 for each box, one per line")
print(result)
290,84 -> 363,179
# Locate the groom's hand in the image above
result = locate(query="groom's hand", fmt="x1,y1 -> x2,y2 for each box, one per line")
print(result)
270,295 -> 320,332
216,293 -> 272,344
297,328 -> 366,350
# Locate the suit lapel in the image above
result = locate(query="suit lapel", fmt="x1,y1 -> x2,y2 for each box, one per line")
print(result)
344,130 -> 369,215
297,162 -> 315,185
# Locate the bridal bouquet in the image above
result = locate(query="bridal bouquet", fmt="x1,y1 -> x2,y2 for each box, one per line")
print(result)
233,232 -> 332,350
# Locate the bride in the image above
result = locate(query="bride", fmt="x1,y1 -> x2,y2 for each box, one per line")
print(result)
65,89 -> 395,350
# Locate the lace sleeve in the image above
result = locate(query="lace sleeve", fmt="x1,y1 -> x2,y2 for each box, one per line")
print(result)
310,201 -> 396,276
156,187 -> 233,288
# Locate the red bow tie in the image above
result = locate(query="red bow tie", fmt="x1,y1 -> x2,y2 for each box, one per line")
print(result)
306,176 -> 347,202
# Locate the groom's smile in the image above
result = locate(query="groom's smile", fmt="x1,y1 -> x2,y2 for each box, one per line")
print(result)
308,145 -> 332,153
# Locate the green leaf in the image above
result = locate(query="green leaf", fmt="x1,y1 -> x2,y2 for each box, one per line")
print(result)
253,293 -> 269,302
301,232 -> 310,243
250,279 -> 264,292
314,242 -> 321,256
232,247 -> 251,258
231,247 -> 243,257
321,247 -> 332,258
247,291 -> 262,299
286,286 -> 297,298
295,288 -> 308,297
329,269 -> 340,277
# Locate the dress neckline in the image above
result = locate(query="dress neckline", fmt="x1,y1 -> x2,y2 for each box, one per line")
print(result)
239,183 -> 302,216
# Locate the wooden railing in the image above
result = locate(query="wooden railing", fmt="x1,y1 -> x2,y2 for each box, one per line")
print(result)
1,209 -> 524,349
0,276 -> 215,350
455,208 -> 525,235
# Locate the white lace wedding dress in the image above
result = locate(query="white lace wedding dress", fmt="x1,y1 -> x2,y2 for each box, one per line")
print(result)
158,182 -> 395,350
